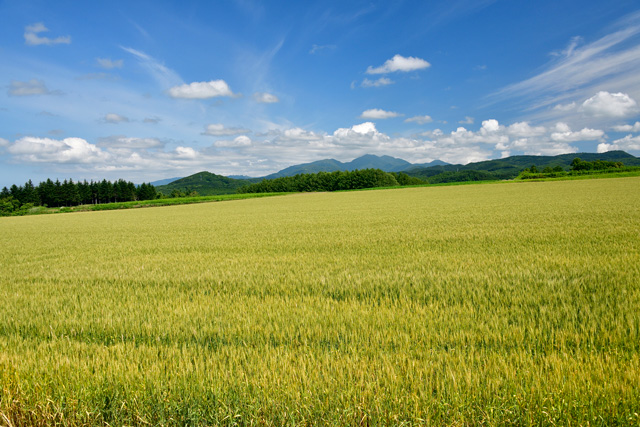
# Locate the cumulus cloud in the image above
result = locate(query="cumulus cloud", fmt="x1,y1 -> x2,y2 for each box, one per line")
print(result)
506,122 -> 546,137
580,91 -> 638,117
0,138 -> 8,147
361,77 -> 394,88
203,124 -> 251,136
24,22 -> 71,46
366,54 -> 431,74
281,128 -> 324,141
405,115 -> 433,124
598,134 -> 640,153
551,126 -> 605,142
214,135 -> 252,148
102,113 -> 129,124
253,92 -> 279,103
8,79 -> 57,96
612,121 -> 640,132
168,80 -> 235,99
8,137 -> 108,163
174,146 -> 198,159
97,58 -> 123,69
481,119 -> 501,133
553,102 -> 577,111
360,109 -> 402,119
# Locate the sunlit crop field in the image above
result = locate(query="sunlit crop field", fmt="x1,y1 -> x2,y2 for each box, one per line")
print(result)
1,177 -> 640,426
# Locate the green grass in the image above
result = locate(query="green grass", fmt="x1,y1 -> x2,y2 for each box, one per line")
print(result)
1,177 -> 639,425
18,192 -> 288,216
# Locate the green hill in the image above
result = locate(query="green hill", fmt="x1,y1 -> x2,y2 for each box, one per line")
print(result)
155,171 -> 260,196
404,151 -> 640,181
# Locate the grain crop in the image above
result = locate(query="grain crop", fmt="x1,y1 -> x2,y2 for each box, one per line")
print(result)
1,177 -> 639,425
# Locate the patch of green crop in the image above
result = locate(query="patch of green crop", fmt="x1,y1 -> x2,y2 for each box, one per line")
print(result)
1,177 -> 639,425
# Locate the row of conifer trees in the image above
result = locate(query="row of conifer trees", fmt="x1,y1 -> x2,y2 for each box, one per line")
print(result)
1,178 -> 158,208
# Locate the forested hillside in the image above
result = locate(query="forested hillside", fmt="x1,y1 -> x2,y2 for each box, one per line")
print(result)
156,171 -> 260,196
404,150 -> 640,181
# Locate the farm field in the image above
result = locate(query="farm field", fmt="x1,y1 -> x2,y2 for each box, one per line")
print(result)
1,177 -> 639,425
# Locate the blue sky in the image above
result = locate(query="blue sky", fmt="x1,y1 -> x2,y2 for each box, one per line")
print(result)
1,0 -> 640,187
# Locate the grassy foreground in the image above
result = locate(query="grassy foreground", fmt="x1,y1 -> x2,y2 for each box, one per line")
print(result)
1,177 -> 639,426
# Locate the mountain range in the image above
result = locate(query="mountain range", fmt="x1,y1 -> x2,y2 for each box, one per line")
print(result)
151,155 -> 448,187
154,151 -> 640,195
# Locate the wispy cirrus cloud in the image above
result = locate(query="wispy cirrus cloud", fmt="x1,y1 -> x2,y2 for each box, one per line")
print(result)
491,11 -> 640,121
121,46 -> 183,89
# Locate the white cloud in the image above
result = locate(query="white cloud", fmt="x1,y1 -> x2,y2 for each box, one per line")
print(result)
366,55 -> 431,74
175,146 -> 198,159
253,92 -> 279,103
506,122 -> 546,137
459,116 -> 474,124
8,79 -> 56,96
553,102 -> 577,111
281,128 -> 323,141
361,77 -> 394,88
97,136 -> 164,149
598,134 -> 640,153
481,119 -> 501,133
7,137 -> 108,163
360,108 -> 402,119
214,135 -> 252,148
203,124 -> 251,136
612,121 -> 640,132
0,138 -> 8,147
551,127 -> 605,142
492,12 -> 640,116
103,113 -> 129,124
580,91 -> 638,117
97,58 -> 123,69
405,115 -> 433,124
168,80 -> 235,99
24,22 -> 71,46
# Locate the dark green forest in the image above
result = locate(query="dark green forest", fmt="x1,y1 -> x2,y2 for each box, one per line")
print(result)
238,169 -> 421,193
1,179 -> 158,216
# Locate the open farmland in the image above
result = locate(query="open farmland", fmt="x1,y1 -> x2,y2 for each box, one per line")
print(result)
1,177 -> 639,425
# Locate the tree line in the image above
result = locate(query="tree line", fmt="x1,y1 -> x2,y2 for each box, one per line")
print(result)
1,178 -> 158,216
238,169 -> 423,193
518,158 -> 628,180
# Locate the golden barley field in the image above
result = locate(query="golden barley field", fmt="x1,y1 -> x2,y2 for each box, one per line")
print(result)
1,177 -> 639,426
